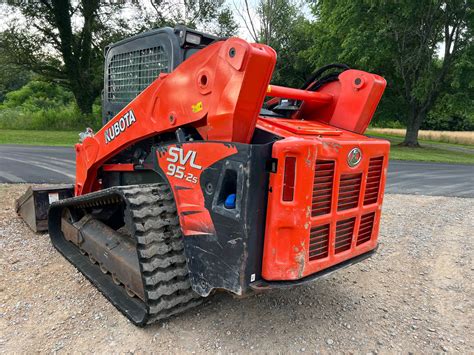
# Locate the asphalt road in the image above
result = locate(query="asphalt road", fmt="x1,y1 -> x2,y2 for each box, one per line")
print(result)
386,160 -> 474,198
0,145 -> 75,184
0,144 -> 473,197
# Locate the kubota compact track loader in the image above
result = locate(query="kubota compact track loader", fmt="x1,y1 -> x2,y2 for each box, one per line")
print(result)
41,26 -> 389,325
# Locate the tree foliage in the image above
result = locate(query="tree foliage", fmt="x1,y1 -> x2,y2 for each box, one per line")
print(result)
424,40 -> 474,131
0,0 -> 472,145
1,0 -> 122,117
144,0 -> 238,36
0,0 -> 238,120
1,80 -> 74,111
235,0 -> 314,86
0,44 -> 31,103
303,0 -> 472,145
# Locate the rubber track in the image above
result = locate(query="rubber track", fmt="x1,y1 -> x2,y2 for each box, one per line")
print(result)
124,184 -> 203,323
49,183 -> 203,325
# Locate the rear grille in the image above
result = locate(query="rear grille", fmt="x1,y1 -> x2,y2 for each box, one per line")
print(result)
364,157 -> 384,205
337,173 -> 362,211
309,224 -> 330,260
108,46 -> 169,104
312,161 -> 335,216
335,217 -> 356,253
357,212 -> 375,245
308,154 -> 383,264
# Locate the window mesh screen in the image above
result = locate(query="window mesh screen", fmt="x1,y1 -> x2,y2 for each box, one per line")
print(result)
107,46 -> 169,103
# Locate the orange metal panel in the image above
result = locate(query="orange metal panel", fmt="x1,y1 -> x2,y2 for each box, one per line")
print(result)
102,164 -> 135,172
258,118 -> 342,136
71,33 -> 390,284
75,38 -> 276,195
296,69 -> 386,134
261,129 -> 390,281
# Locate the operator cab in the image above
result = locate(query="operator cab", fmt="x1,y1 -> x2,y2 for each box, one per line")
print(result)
102,26 -> 219,124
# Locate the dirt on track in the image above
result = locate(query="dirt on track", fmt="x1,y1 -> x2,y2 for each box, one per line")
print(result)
0,184 -> 472,353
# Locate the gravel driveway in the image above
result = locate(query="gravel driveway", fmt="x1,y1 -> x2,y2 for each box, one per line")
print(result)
0,184 -> 472,353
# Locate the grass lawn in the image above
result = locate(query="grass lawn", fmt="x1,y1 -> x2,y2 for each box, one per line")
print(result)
367,129 -> 474,149
388,145 -> 474,164
367,131 -> 474,165
367,128 -> 474,145
0,129 -> 78,146
1,129 -> 473,165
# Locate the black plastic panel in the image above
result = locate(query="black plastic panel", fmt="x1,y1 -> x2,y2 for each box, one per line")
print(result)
151,142 -> 273,297
102,28 -> 180,124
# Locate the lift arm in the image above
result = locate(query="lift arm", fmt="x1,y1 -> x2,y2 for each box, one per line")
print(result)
75,38 -> 277,195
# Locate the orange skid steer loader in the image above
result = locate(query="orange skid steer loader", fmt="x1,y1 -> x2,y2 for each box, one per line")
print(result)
17,26 -> 389,326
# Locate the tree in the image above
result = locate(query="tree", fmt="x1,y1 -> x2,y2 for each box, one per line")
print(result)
235,0 -> 314,86
215,8 -> 240,37
0,36 -> 32,103
304,0 -> 472,146
423,41 -> 474,131
0,0 -> 115,116
137,0 -> 238,37
388,0 -> 472,146
1,0 -> 238,121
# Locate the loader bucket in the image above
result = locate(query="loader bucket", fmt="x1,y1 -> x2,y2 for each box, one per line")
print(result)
15,185 -> 74,232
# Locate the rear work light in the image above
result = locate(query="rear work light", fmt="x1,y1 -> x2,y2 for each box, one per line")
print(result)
282,157 -> 296,201
185,33 -> 201,45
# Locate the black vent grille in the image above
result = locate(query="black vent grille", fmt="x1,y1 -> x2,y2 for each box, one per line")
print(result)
364,157 -> 384,205
357,212 -> 375,245
335,217 -> 356,253
312,161 -> 335,217
309,224 -> 330,260
337,173 -> 362,211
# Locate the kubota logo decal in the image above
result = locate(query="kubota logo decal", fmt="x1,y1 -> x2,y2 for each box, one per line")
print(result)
347,147 -> 362,167
105,109 -> 136,144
